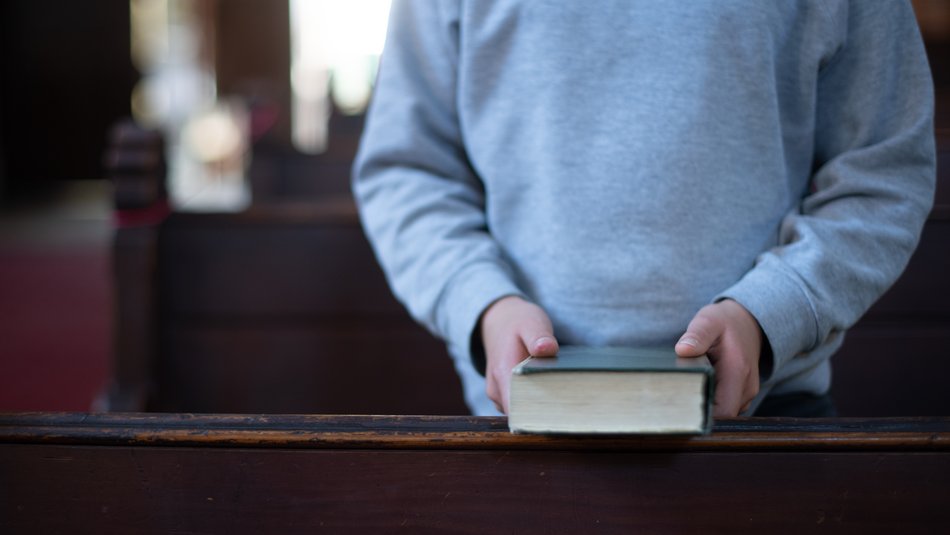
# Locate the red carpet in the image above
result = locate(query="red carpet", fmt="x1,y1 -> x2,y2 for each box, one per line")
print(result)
0,248 -> 111,411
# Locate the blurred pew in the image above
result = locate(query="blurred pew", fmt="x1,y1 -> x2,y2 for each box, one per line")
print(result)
100,122 -> 467,414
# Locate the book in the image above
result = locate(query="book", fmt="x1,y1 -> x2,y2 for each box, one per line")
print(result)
508,346 -> 714,435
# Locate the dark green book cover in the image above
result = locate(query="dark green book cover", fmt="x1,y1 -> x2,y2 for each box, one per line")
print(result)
517,345 -> 715,374
511,346 -> 715,434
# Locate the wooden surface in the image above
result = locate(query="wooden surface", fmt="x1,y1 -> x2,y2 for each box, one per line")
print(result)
102,143 -> 469,414
152,205 -> 468,415
2,414 -> 950,534
100,121 -> 166,412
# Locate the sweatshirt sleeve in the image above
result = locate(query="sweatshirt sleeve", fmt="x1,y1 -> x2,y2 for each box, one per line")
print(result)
352,0 -> 524,365
719,1 -> 936,379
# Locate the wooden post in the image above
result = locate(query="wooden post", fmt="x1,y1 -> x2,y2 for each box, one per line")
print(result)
95,121 -> 169,411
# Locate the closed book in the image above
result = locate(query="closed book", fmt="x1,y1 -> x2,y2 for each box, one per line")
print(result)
509,346 -> 714,435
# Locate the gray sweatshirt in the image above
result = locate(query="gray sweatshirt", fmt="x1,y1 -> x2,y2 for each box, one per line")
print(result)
353,0 -> 936,415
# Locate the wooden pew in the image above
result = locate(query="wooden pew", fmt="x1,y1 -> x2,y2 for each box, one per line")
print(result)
150,202 -> 469,415
2,412 -> 949,533
101,123 -> 467,415
104,199 -> 472,415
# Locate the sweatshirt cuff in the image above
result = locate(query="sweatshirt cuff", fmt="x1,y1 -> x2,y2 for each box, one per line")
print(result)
435,261 -> 525,376
715,255 -> 820,380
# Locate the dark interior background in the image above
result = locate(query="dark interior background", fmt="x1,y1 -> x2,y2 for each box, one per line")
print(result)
0,1 -> 137,198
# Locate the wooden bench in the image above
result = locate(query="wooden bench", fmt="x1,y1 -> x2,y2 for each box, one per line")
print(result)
2,412 -> 949,533
106,199 -> 468,414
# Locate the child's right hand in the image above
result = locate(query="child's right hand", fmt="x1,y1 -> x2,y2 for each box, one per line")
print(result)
675,299 -> 762,417
479,296 -> 559,414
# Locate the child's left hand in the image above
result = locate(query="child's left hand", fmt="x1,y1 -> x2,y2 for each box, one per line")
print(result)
675,299 -> 763,417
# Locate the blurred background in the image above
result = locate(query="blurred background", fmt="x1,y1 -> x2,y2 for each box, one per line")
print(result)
0,0 -> 948,416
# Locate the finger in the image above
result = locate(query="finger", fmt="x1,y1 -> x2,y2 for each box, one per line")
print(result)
487,368 -> 512,415
675,307 -> 722,358
743,372 -> 760,409
740,400 -> 753,414
499,368 -> 512,414
712,350 -> 749,418
529,335 -> 559,356
486,372 -> 501,413
713,376 -> 745,418
487,336 -> 531,414
517,310 -> 559,357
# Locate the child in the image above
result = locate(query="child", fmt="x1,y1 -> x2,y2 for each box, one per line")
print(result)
353,1 -> 936,417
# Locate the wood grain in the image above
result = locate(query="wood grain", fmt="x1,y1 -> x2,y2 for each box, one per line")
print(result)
2,414 -> 949,534
2,413 -> 949,451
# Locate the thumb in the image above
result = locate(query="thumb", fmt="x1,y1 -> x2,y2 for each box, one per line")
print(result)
675,309 -> 722,357
518,308 -> 559,357
521,330 -> 558,357
528,334 -> 559,357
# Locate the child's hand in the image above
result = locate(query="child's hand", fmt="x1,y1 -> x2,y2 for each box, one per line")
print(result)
480,296 -> 559,414
675,299 -> 762,417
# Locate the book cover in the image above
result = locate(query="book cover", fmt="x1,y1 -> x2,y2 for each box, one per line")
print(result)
509,346 -> 715,435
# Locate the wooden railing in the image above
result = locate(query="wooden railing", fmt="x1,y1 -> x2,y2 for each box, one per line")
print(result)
2,413 -> 950,533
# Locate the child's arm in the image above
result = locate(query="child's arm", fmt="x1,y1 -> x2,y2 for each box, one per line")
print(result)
704,2 -> 936,402
353,2 -> 524,374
